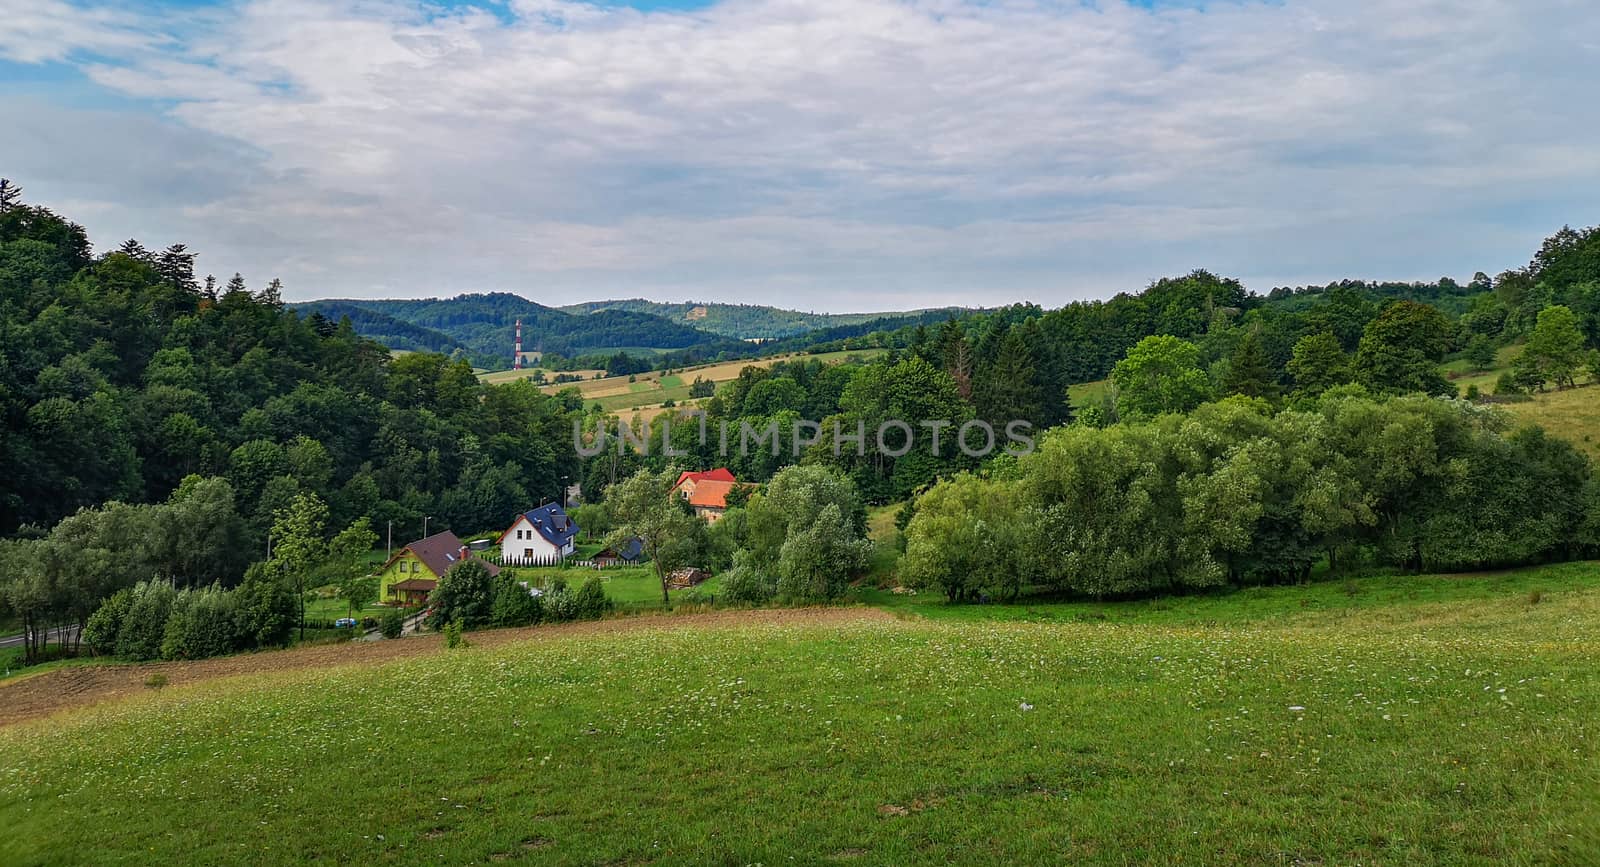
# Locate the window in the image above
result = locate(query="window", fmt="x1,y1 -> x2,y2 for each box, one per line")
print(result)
524,548 -> 534,559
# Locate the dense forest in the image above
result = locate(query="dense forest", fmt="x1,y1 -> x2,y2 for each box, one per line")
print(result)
0,183 -> 583,564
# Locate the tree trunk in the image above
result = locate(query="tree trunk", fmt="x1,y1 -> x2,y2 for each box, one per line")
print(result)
656,562 -> 670,608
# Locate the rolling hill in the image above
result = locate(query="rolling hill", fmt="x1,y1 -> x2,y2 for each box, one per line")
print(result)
559,299 -> 971,341
293,293 -> 751,368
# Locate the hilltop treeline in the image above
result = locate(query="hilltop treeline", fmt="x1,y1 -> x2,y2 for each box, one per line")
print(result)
296,294 -> 753,369
588,224 -> 1600,509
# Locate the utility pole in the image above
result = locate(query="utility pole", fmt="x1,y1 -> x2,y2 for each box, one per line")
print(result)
386,520 -> 393,560
424,515 -> 432,538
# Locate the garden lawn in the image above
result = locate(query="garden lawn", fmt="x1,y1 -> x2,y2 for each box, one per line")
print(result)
3,564 -> 1600,864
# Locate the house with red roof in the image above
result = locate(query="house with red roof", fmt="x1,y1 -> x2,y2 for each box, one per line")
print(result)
671,468 -> 753,523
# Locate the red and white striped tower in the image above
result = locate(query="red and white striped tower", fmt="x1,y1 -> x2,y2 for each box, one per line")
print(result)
513,319 -> 523,370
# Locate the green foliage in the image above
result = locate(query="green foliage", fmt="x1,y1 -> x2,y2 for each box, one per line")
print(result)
443,620 -> 465,650
740,466 -> 872,602
114,581 -> 177,661
604,468 -> 706,606
1221,331 -> 1279,401
902,394 -> 1600,601
572,576 -> 612,620
901,473 -> 1029,602
428,559 -> 497,629
1286,332 -> 1351,399
1464,334 -> 1498,371
1519,305 -> 1587,389
81,588 -> 132,656
1354,301 -> 1454,395
569,503 -> 610,540
489,572 -> 543,627
235,561 -> 297,648
160,585 -> 245,661
380,608 -> 405,639
717,550 -> 776,604
1110,335 -> 1212,419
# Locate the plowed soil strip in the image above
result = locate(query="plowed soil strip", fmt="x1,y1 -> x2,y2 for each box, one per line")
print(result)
0,607 -> 893,728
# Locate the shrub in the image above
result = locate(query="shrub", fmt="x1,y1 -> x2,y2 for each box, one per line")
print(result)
236,561 -> 297,648
143,673 -> 168,690
115,581 -> 177,661
544,577 -> 577,622
380,608 -> 405,639
429,560 -> 496,629
161,585 -> 248,661
719,551 -> 775,604
82,588 -> 133,656
573,576 -> 612,620
443,620 -> 466,649
490,573 -> 543,627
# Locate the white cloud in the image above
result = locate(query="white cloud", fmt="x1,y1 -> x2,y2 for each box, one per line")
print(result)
2,0 -> 1598,310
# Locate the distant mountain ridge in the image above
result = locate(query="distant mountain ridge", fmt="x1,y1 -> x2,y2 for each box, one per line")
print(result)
292,293 -> 749,368
559,299 -> 971,340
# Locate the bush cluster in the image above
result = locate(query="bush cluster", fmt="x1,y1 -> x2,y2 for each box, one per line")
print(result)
904,393 -> 1600,602
82,566 -> 297,661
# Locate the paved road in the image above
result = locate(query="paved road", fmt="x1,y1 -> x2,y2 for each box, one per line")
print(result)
360,609 -> 430,641
0,624 -> 79,651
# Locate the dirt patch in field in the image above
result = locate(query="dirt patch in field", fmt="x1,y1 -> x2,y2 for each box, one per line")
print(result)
0,607 -> 892,728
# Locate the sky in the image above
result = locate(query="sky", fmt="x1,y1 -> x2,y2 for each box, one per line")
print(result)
2,0 -> 1597,313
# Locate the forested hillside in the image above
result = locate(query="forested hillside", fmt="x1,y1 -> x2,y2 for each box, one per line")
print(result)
294,294 -> 752,368
0,188 -> 582,568
559,298 -> 969,340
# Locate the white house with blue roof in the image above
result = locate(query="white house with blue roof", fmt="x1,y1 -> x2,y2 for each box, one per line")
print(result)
497,502 -> 580,565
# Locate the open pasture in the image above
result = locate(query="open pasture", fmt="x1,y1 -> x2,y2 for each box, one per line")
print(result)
4,563 -> 1599,864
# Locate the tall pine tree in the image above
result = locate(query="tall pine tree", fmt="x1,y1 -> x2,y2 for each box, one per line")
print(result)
0,178 -> 21,212
1223,330 -> 1278,400
156,244 -> 197,292
117,239 -> 151,262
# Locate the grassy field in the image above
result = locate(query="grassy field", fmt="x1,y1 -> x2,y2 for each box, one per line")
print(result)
301,594 -> 391,623
1503,384 -> 1600,459
478,367 -> 606,386
4,562 -> 1599,864
503,564 -> 721,608
529,348 -> 886,406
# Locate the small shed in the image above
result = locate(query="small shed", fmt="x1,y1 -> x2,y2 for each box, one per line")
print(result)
666,568 -> 711,589
595,537 -> 645,568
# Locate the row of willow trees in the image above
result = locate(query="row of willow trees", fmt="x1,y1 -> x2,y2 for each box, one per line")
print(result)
902,392 -> 1600,601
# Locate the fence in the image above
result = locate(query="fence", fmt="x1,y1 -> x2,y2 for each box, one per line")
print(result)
490,553 -> 570,569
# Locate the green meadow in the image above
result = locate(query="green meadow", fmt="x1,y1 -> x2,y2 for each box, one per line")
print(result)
4,563 -> 1600,865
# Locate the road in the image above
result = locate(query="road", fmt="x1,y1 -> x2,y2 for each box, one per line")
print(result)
0,624 -> 80,651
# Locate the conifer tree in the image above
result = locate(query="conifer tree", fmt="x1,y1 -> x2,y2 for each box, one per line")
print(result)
258,278 -> 284,308
155,244 -> 197,292
0,178 -> 20,213
117,239 -> 151,262
1223,330 -> 1278,399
